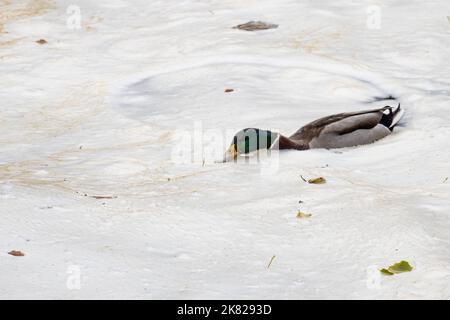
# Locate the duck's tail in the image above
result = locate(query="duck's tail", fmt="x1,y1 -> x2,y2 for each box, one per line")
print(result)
380,104 -> 404,131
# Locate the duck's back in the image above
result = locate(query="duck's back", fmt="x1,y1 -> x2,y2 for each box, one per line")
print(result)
289,106 -> 402,149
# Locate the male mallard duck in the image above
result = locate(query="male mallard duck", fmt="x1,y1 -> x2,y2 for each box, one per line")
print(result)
223,104 -> 403,162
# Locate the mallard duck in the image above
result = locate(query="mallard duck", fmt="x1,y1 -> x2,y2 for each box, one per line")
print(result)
223,104 -> 404,162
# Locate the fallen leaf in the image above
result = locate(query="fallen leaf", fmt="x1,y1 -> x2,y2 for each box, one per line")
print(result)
388,260 -> 413,273
380,268 -> 394,275
308,177 -> 326,184
380,260 -> 413,275
36,39 -> 47,45
233,21 -> 278,31
8,250 -> 25,257
296,211 -> 312,219
224,88 -> 234,93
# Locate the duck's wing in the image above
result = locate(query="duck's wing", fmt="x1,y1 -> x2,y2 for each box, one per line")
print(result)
289,105 -> 403,148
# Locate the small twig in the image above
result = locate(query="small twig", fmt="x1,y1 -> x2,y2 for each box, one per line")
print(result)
89,195 -> 117,199
300,175 -> 307,182
443,177 -> 448,183
267,255 -> 276,269
76,191 -> 117,199
84,194 -> 117,200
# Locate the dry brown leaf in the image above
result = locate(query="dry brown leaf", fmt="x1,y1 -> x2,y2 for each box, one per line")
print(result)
8,250 -> 25,257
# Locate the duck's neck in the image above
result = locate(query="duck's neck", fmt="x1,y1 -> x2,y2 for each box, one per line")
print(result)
272,134 -> 309,150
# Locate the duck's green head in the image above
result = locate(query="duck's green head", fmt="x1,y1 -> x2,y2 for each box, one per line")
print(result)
223,128 -> 279,162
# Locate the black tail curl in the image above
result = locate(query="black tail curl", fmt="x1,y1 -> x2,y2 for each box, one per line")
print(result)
380,103 -> 402,131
